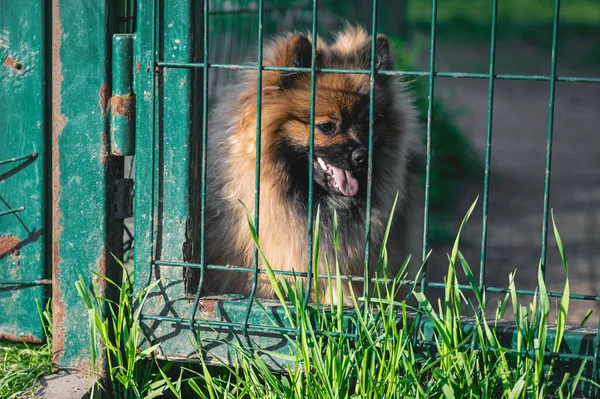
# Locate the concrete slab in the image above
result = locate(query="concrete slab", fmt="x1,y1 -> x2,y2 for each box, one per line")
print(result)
35,371 -> 99,399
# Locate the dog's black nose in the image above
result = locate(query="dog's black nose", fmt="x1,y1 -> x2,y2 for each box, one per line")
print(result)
351,148 -> 367,168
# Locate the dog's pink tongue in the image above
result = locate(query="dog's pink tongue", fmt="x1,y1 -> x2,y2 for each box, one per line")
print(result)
330,166 -> 359,197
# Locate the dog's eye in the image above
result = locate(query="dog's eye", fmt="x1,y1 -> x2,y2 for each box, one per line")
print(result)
316,122 -> 337,136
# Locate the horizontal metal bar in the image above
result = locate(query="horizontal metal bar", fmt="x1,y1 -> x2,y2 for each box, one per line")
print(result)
425,281 -> 600,301
155,260 -> 599,301
556,76 -> 600,83
0,279 -> 53,285
0,207 -> 25,217
415,339 -> 596,362
156,61 -> 600,83
154,260 -> 404,283
140,314 -> 356,338
141,314 -> 295,334
0,152 -> 38,166
208,3 -> 308,16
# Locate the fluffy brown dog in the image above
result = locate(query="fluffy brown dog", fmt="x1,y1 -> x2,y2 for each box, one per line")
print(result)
203,26 -> 421,304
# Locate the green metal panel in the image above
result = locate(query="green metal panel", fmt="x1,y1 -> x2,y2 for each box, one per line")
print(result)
51,0 -> 123,369
0,0 -> 49,343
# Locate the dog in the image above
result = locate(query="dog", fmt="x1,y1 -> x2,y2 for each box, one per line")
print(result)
202,26 -> 422,304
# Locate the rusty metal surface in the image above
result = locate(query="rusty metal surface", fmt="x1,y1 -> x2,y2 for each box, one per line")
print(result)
0,235 -> 20,258
50,0 -> 120,371
111,94 -> 136,121
0,0 -> 48,343
2,55 -> 24,72
51,0 -> 66,364
0,331 -> 44,344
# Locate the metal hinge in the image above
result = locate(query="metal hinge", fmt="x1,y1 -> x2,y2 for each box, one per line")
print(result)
113,178 -> 134,219
110,34 -> 135,156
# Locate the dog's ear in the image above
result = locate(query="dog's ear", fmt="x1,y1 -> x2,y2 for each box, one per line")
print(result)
358,34 -> 393,71
277,34 -> 313,88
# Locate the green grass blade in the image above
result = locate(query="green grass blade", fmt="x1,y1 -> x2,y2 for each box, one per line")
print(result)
580,309 -> 593,327
240,201 -> 292,321
551,210 -> 569,353
508,374 -> 526,399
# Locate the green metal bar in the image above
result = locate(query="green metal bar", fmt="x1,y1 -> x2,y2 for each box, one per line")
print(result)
303,0 -> 318,309
362,0 -> 378,303
133,0 -> 158,291
243,0 -> 266,336
427,281 -> 600,301
156,62 -> 600,83
189,0 -> 210,331
207,3 -> 308,16
0,152 -> 38,166
50,0 -> 117,368
141,314 -> 355,338
556,76 -> 600,83
143,314 -> 298,334
540,0 -> 561,277
220,6 -> 236,90
414,339 -> 597,362
420,0 -> 438,291
0,207 -> 25,218
155,259 -> 600,300
478,0 -> 498,293
155,260 -> 402,283
0,279 -> 52,285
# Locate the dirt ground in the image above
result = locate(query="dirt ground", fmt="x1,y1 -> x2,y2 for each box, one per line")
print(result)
421,37 -> 600,323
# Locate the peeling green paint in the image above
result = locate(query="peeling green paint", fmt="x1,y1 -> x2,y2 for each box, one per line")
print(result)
0,0 -> 48,343
51,0 -> 119,369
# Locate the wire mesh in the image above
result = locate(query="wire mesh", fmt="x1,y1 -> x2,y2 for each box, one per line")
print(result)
132,0 -> 600,392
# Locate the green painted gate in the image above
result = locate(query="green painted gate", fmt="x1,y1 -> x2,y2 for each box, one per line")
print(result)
0,0 -> 130,368
0,0 -> 49,344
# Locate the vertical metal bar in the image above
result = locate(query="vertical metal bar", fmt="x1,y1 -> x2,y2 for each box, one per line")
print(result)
189,0 -> 210,328
363,0 -> 378,303
479,0 -> 498,293
303,0 -> 318,309
242,0 -> 265,335
539,0 -> 560,277
50,0 -> 116,368
419,0 -> 438,293
150,0 -> 160,287
134,0 -> 158,290
221,10 -> 235,89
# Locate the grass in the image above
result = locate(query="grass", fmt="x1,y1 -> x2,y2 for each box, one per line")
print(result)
76,263 -> 169,398
0,301 -> 53,399
75,198 -> 597,398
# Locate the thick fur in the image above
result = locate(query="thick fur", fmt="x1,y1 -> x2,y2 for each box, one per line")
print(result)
203,26 -> 421,303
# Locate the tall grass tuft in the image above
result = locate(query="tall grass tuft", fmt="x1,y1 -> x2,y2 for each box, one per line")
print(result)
75,259 -> 177,398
